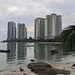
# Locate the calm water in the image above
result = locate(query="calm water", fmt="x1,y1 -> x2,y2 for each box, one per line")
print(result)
0,42 -> 75,75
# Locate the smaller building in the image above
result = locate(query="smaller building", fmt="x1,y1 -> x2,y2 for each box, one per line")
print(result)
17,23 -> 27,40
34,18 -> 45,39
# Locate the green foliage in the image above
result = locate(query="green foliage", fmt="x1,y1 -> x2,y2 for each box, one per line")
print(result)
29,37 -> 32,40
60,25 -> 75,50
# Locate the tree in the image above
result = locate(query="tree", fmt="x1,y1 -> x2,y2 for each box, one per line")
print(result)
60,25 -> 75,50
29,37 -> 32,40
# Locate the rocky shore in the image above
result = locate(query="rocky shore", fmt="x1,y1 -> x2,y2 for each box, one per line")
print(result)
7,61 -> 75,75
27,62 -> 70,75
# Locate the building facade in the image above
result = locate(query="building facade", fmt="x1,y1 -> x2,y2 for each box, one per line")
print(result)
45,13 -> 62,39
18,23 -> 27,40
34,13 -> 62,39
34,18 -> 45,39
7,21 -> 16,40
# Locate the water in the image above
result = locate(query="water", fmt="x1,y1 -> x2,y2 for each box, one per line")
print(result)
0,42 -> 75,75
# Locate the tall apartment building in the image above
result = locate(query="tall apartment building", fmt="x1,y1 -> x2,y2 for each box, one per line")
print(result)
45,13 -> 62,39
18,23 -> 27,40
7,21 -> 16,40
34,18 -> 45,39
34,13 -> 62,39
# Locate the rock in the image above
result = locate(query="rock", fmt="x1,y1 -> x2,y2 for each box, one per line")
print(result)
53,68 -> 70,74
50,50 -> 58,53
27,62 -> 52,69
51,53 -> 54,55
32,66 -> 57,75
19,67 -> 24,71
31,66 -> 70,75
27,62 -> 70,75
72,64 -> 75,66
66,63 -> 70,64
30,59 -> 34,62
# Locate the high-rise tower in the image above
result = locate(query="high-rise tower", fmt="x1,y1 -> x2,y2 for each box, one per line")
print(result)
18,23 -> 27,40
7,21 -> 16,40
34,18 -> 45,39
45,13 -> 62,39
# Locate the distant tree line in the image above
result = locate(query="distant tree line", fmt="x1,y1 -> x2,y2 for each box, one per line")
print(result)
3,36 -> 60,42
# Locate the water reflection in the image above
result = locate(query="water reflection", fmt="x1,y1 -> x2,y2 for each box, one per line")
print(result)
7,42 -> 27,61
17,42 -> 27,60
34,43 -> 45,59
7,42 -> 16,61
34,43 -> 63,61
6,42 -> 71,62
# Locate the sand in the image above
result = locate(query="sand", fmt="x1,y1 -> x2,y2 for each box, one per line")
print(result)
56,63 -> 75,75
5,72 -> 38,75
5,69 -> 38,75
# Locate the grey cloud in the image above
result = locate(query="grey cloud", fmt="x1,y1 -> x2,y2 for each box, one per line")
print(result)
0,0 -> 74,40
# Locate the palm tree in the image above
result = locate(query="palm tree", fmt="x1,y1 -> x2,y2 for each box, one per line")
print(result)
60,25 -> 75,50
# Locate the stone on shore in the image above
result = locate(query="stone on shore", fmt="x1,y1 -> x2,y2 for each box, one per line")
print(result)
50,50 -> 58,53
27,62 -> 70,75
27,62 -> 52,69
30,59 -> 35,62
72,64 -> 75,66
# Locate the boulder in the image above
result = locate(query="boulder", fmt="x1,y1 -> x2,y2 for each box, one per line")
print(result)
72,64 -> 75,66
27,62 -> 70,75
30,59 -> 35,62
19,67 -> 24,71
50,50 -> 58,53
31,67 -> 57,75
27,62 -> 52,69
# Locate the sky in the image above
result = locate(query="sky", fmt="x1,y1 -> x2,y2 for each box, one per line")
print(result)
0,0 -> 75,41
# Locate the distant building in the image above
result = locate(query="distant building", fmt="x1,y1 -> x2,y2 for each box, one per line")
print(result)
18,23 -> 27,40
45,13 -> 62,39
34,13 -> 62,39
7,21 -> 16,40
25,27 -> 27,39
34,18 -> 45,39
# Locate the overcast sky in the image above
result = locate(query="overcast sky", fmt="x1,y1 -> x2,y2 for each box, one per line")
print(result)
0,0 -> 75,41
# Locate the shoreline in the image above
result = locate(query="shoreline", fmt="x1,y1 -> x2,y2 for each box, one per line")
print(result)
5,69 -> 38,75
6,62 -> 75,75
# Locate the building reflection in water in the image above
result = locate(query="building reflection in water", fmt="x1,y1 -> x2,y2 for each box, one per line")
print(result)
34,43 -> 63,61
34,43 -> 45,59
7,42 -> 27,61
17,42 -> 27,60
7,42 -> 16,61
